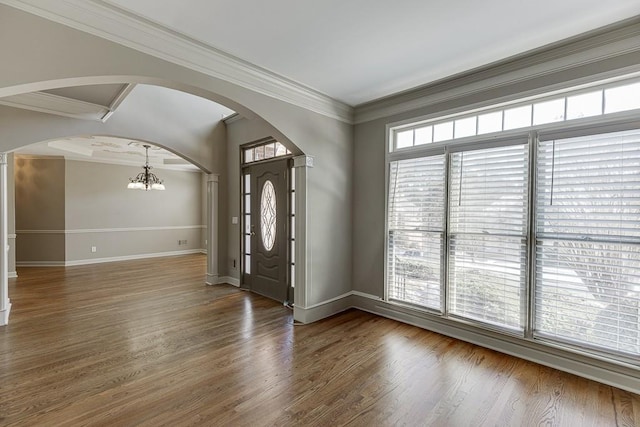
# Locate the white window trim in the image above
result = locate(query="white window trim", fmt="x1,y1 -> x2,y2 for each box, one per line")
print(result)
388,74 -> 640,154
385,117 -> 640,369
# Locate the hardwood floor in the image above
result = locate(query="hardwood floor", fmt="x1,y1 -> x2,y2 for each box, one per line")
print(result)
0,254 -> 638,426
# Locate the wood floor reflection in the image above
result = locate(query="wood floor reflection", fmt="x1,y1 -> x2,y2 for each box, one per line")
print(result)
1,254 -> 638,426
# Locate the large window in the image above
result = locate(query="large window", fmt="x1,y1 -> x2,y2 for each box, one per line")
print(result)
535,130 -> 640,355
388,156 -> 445,310
386,79 -> 640,363
448,144 -> 528,331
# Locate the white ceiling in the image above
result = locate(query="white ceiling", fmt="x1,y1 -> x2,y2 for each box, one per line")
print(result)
104,0 -> 640,105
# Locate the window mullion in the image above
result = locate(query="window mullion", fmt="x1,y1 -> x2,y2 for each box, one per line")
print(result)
525,131 -> 538,339
442,150 -> 452,316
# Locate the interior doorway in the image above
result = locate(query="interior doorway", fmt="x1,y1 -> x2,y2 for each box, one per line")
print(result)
241,139 -> 294,305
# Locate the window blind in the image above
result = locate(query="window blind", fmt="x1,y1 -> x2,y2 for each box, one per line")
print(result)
448,145 -> 529,330
535,130 -> 640,355
387,155 -> 445,310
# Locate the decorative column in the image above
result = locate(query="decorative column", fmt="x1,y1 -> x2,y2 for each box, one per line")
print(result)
0,153 -> 10,326
205,174 -> 219,285
292,155 -> 313,323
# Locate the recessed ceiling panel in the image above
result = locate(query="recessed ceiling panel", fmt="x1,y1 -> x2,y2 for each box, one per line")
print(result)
16,136 -> 200,171
44,84 -> 129,107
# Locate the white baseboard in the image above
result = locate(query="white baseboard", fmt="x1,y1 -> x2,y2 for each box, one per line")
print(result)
0,301 -> 11,326
217,276 -> 240,287
65,249 -> 205,266
16,261 -> 65,267
8,271 -> 17,279
293,290 -> 380,324
294,298 -> 351,324
17,250 -> 205,267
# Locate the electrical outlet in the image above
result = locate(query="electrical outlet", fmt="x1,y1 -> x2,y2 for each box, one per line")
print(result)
91,246 -> 97,253
178,239 -> 188,246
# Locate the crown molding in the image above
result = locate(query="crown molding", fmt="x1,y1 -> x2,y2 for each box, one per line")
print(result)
222,113 -> 244,125
0,0 -> 354,124
354,17 -> 640,124
0,91 -> 111,121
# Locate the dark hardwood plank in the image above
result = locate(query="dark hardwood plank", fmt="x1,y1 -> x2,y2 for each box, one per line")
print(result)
0,254 -> 637,426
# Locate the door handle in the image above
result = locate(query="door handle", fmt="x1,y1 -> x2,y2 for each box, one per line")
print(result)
251,231 -> 256,236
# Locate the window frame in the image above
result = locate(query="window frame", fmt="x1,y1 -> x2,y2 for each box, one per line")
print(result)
388,75 -> 640,154
385,102 -> 640,366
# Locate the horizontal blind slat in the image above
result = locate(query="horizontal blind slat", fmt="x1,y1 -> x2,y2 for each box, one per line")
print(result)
535,129 -> 640,356
449,144 -> 528,331
388,155 -> 446,311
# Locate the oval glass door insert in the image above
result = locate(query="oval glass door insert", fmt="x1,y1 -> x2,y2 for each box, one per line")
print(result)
260,180 -> 277,251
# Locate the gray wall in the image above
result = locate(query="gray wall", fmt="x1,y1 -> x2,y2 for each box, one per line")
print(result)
0,6 -> 354,307
351,19 -> 640,298
64,160 -> 203,262
14,157 -> 66,263
225,117 -> 278,280
15,158 -> 204,264
226,116 -> 354,305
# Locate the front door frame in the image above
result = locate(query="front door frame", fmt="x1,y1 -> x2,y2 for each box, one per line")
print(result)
242,157 -> 291,303
240,139 -> 295,305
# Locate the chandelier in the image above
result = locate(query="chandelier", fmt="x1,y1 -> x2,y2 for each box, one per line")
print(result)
127,144 -> 165,191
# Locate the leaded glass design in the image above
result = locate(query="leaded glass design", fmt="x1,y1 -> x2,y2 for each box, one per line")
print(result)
260,180 -> 277,251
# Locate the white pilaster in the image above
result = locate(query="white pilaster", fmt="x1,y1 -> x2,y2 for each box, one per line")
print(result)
292,155 -> 313,322
205,174 -> 219,285
0,153 -> 10,325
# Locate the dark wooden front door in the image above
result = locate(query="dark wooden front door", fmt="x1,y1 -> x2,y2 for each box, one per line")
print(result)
245,159 -> 289,303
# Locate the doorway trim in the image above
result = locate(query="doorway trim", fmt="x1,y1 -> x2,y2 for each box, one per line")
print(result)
291,154 -> 312,315
0,153 -> 10,326
205,173 -> 219,286
240,138 -> 295,304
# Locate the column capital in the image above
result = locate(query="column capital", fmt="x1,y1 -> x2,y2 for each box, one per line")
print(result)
0,153 -> 7,165
293,155 -> 314,168
207,174 -> 219,183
